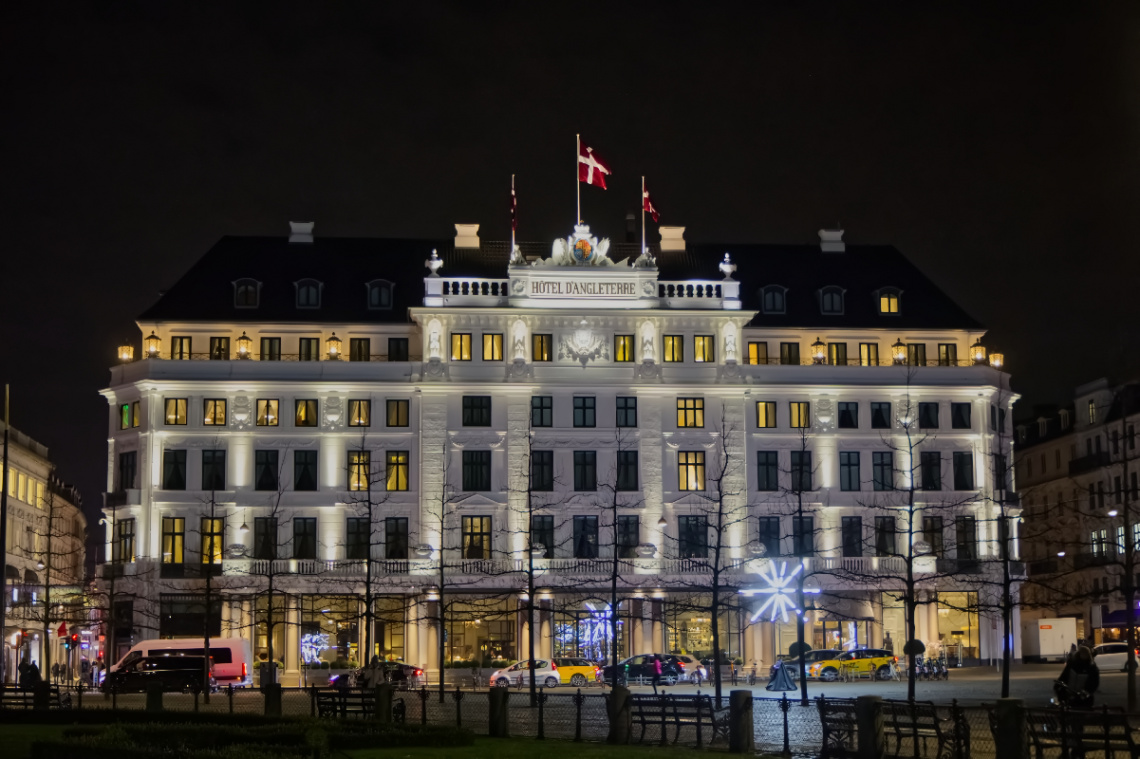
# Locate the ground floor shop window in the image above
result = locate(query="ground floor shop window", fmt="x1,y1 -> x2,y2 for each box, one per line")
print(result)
373,597 -> 406,662
255,593 -> 288,670
445,599 -> 516,665
159,594 -> 221,638
553,598 -> 626,662
812,619 -> 871,652
300,595 -> 359,670
935,591 -> 978,664
665,597 -> 742,662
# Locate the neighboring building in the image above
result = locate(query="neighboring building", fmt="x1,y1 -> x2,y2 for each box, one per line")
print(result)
1,421 -> 87,682
1017,378 -> 1140,643
99,221 -> 1018,684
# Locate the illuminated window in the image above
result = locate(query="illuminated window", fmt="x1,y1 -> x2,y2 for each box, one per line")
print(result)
664,335 -> 684,362
387,451 -> 409,491
614,334 -> 635,362
120,403 -> 132,430
483,333 -> 503,361
164,398 -> 187,425
349,451 -> 370,491
761,286 -> 786,314
256,399 -> 279,426
209,337 -> 230,360
162,517 -> 185,564
349,399 -> 371,427
790,402 -> 811,429
461,515 -> 492,558
678,451 -> 706,491
938,344 -> 958,366
386,399 -> 409,427
694,335 -> 715,362
747,342 -> 768,365
1089,400 -> 1097,424
203,399 -> 226,426
295,279 -> 322,309
756,401 -> 776,428
295,399 -> 318,427
131,401 -> 140,428
201,517 -> 224,565
828,343 -> 848,366
171,336 -> 192,360
532,334 -> 552,362
878,287 -> 901,314
451,333 -> 472,361
114,518 -> 136,563
859,343 -> 879,366
677,398 -> 705,428
907,344 -> 927,366
259,337 -> 281,361
350,338 -> 370,361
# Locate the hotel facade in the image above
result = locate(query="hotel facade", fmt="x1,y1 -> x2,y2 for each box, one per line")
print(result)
99,221 -> 1020,683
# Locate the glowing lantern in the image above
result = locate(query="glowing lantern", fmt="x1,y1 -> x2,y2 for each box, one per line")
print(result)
810,337 -> 826,365
989,352 -> 1004,370
236,332 -> 252,359
970,340 -> 987,365
891,339 -> 907,365
326,332 -> 342,360
118,342 -> 134,362
143,331 -> 161,358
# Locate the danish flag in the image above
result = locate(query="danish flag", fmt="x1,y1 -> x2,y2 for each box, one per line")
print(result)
578,142 -> 612,189
643,185 -> 660,223
510,175 -> 518,232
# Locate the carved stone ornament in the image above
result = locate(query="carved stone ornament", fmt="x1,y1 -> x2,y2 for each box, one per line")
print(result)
815,398 -> 835,431
507,359 -> 532,381
508,245 -> 526,266
719,362 -> 741,382
232,395 -> 252,430
322,396 -> 343,430
637,360 -> 660,381
424,249 -> 443,276
537,224 -> 615,267
636,543 -> 658,558
557,323 -> 610,366
226,543 -> 247,559
423,358 -> 447,381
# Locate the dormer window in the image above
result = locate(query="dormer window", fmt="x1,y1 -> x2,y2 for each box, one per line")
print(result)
819,286 -> 845,315
367,279 -> 394,310
233,279 -> 261,309
876,287 -> 901,314
760,285 -> 787,314
295,279 -> 322,309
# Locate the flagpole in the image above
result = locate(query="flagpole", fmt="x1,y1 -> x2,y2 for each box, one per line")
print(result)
576,133 -> 581,224
511,174 -> 516,253
641,176 -> 646,256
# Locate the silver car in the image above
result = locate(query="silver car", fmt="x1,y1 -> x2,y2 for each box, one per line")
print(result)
1092,642 -> 1136,671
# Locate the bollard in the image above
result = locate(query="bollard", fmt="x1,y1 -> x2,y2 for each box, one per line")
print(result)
855,695 -> 885,759
488,686 -> 510,737
262,683 -> 282,717
375,683 -> 395,724
606,684 -> 632,745
228,685 -> 234,714
145,681 -> 164,712
729,690 -> 754,753
993,698 -> 1029,759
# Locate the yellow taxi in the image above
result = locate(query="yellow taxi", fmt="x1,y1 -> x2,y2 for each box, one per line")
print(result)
553,657 -> 600,687
807,648 -> 897,681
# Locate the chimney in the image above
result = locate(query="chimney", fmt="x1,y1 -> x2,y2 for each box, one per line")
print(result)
289,221 -> 315,243
625,212 -> 636,243
819,228 -> 845,253
659,226 -> 686,252
454,223 -> 480,250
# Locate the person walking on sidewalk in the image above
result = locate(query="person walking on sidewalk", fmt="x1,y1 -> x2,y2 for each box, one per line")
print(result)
651,655 -> 663,694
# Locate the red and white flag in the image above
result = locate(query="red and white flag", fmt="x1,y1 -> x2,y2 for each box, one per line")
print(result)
643,184 -> 660,223
578,141 -> 612,189
510,175 -> 518,232
57,622 -> 66,637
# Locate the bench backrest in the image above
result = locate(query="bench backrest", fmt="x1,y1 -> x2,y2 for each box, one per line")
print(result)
817,698 -> 858,725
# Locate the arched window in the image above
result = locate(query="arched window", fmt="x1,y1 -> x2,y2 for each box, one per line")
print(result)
819,286 -> 845,315
876,287 -> 902,314
367,280 -> 394,310
760,285 -> 787,314
295,279 -> 322,309
233,278 -> 261,308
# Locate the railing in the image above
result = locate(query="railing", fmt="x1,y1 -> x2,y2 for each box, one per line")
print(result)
816,556 -> 907,574
657,279 -> 741,309
125,352 -> 423,363
423,277 -> 511,306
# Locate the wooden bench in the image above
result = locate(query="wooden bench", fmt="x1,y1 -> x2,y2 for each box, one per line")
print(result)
817,696 -> 859,758
1026,707 -> 1139,759
629,693 -> 729,745
882,700 -> 967,759
0,684 -> 70,710
314,687 -> 375,719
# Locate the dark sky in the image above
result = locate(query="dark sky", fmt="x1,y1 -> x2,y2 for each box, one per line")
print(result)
2,2 -> 1139,527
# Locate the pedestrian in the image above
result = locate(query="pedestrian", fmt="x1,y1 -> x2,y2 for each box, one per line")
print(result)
29,661 -> 42,686
1054,645 -> 1099,708
51,663 -> 60,683
651,654 -> 663,694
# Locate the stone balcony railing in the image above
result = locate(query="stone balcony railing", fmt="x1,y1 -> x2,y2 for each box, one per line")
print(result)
657,280 -> 741,310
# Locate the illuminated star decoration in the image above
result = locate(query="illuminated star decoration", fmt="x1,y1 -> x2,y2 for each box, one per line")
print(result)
744,561 -> 820,624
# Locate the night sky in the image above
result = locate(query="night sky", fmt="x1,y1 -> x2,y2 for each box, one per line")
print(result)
2,2 -> 1139,532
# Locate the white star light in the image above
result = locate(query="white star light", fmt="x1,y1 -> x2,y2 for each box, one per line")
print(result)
742,561 -> 819,624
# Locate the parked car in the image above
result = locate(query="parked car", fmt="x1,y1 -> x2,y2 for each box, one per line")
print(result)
770,649 -> 842,680
1092,643 -> 1139,671
490,659 -> 560,688
553,657 -> 599,687
331,660 -> 425,689
672,654 -> 707,682
109,638 -> 252,688
102,655 -> 216,694
598,654 -> 682,686
807,649 -> 897,682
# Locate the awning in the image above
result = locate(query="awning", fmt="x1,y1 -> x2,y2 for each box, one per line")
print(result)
1098,609 -> 1140,627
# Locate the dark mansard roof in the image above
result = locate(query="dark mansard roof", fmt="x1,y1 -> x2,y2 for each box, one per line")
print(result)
139,233 -> 982,331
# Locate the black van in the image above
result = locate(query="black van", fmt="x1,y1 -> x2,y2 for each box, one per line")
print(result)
102,655 -> 216,694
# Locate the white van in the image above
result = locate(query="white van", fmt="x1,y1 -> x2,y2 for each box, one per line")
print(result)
111,638 -> 253,688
